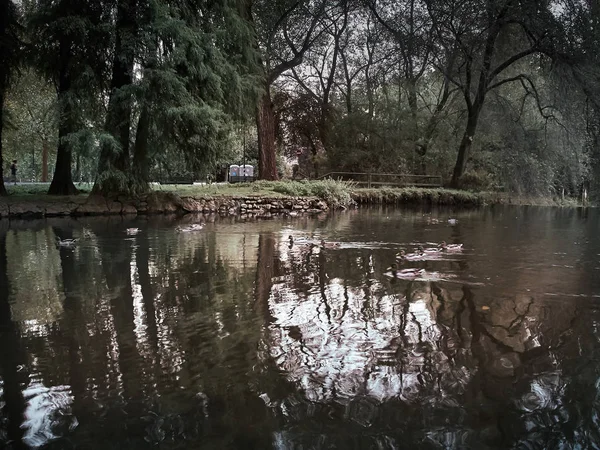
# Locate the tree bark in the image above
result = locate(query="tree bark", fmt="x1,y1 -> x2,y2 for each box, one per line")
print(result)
256,88 -> 278,180
417,74 -> 454,172
450,108 -> 481,187
0,88 -> 7,195
48,39 -> 78,195
93,0 -> 137,195
132,105 -> 151,191
41,138 -> 48,182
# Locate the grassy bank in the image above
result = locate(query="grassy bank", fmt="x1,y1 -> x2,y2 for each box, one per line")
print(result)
352,187 -> 586,207
3,181 -> 587,209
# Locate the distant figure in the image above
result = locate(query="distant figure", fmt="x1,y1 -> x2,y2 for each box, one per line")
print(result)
9,160 -> 17,185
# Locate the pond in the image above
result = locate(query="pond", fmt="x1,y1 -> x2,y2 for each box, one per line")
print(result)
1,206 -> 599,449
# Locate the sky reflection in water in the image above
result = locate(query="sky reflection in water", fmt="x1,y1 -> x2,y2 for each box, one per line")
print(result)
0,206 -> 600,449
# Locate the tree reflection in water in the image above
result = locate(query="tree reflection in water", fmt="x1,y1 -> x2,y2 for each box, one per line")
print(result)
0,209 -> 599,448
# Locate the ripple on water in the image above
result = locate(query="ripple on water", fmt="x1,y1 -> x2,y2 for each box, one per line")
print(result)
21,381 -> 78,448
516,372 -> 564,413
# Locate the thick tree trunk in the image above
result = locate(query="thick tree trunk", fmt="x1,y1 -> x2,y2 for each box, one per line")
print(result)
256,88 -> 278,180
41,138 -> 48,182
93,0 -> 137,195
450,109 -> 481,188
132,105 -> 151,192
48,40 -> 78,196
0,88 -> 7,195
74,152 -> 81,182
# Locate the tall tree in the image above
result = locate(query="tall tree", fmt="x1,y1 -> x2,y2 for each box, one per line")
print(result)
369,0 -> 457,172
93,0 -> 138,195
426,0 -> 555,186
92,0 -> 258,195
27,0 -> 110,195
247,0 -> 326,180
0,0 -> 22,195
290,1 -> 349,176
4,71 -> 57,183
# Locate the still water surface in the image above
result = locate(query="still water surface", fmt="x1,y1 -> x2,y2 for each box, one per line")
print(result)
1,206 -> 600,449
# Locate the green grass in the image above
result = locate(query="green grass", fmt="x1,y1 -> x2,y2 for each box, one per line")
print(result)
155,179 -> 357,208
5,182 -> 92,196
2,181 -> 588,209
353,187 -> 485,206
352,187 -> 589,207
154,182 -> 268,197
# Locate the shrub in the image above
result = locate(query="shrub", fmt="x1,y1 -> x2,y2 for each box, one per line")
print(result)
252,179 -> 356,208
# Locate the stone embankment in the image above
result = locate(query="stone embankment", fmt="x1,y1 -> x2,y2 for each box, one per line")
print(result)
0,193 -> 329,219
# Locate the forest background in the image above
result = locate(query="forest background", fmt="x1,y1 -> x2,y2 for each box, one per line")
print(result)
1,0 -> 600,199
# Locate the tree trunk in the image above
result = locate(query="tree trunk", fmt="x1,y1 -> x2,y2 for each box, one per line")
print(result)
93,0 -> 137,195
256,88 -> 278,180
75,152 -> 81,182
48,39 -> 78,196
132,105 -> 151,192
0,88 -> 7,195
450,109 -> 481,187
345,84 -> 352,115
41,138 -> 48,182
417,77 -> 454,174
366,70 -> 375,119
416,110 -> 442,174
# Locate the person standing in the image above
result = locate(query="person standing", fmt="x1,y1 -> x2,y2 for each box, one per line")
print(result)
9,160 -> 17,185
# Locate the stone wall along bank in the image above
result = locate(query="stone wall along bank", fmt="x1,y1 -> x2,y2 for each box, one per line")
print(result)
0,193 -> 330,219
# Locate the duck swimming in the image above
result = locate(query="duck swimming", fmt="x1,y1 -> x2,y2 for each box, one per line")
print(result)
320,239 -> 340,249
396,249 -> 426,261
385,263 -> 425,279
56,237 -> 78,248
176,224 -> 204,233
126,228 -> 140,236
418,244 -> 443,254
441,241 -> 463,252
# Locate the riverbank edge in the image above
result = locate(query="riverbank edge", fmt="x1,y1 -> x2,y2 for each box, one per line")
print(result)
350,188 -> 585,208
0,188 -> 585,219
0,192 -> 331,219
